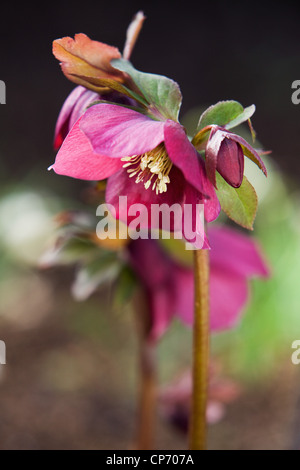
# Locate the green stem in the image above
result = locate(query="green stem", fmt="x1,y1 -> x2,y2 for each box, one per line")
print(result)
189,249 -> 210,450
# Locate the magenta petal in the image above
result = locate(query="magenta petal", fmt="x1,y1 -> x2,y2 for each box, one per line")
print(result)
209,226 -> 269,278
174,225 -> 269,331
183,183 -> 210,249
51,117 -> 124,180
174,262 -> 249,331
128,239 -> 176,341
54,86 -> 98,150
106,166 -> 186,230
202,176 -> 221,222
68,88 -> 99,131
129,239 -> 172,288
174,267 -> 194,326
80,104 -> 165,158
164,121 -> 220,222
210,269 -> 249,330
164,120 -> 210,196
150,288 -> 175,341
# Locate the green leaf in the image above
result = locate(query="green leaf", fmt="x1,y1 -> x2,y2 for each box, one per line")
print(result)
111,59 -> 182,120
225,104 -> 256,130
216,173 -> 258,230
197,101 -> 256,133
197,100 -> 244,131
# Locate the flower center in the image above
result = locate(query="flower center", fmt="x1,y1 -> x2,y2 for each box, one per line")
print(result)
121,143 -> 173,195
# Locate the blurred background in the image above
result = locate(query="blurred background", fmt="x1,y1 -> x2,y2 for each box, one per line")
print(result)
0,0 -> 300,449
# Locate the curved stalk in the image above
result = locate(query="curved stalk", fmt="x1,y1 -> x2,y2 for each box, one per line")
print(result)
189,249 -> 210,450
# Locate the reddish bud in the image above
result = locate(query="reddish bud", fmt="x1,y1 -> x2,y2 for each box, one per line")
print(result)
216,138 -> 244,188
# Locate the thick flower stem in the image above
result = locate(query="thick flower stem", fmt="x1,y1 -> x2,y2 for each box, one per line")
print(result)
189,249 -> 210,450
134,290 -> 157,450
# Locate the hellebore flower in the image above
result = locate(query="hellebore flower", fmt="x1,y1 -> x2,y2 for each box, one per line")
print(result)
51,103 -> 220,246
53,12 -> 146,149
205,125 -> 267,188
128,226 -> 269,341
51,12 -> 221,245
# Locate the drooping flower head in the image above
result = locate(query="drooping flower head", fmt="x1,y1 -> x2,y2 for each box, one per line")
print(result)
51,19 -> 223,247
159,365 -> 241,430
40,213 -> 269,342
50,15 -> 268,246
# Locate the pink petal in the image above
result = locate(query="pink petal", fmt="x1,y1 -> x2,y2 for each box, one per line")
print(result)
174,226 -> 268,330
173,268 -> 194,326
173,266 -> 249,331
206,402 -> 225,424
68,88 -> 99,131
106,165 -> 186,231
164,120 -> 220,222
183,183 -> 210,249
128,239 -> 175,341
209,226 -> 269,278
80,104 -> 165,158
164,120 -> 210,196
150,288 -> 176,341
51,117 -> 124,180
210,269 -> 248,330
54,86 -> 99,150
128,239 -> 171,287
202,179 -> 221,222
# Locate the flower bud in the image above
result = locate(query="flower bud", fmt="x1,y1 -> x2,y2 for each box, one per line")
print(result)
216,138 -> 244,188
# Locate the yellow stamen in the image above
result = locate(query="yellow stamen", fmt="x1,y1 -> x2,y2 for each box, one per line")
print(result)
121,143 -> 173,194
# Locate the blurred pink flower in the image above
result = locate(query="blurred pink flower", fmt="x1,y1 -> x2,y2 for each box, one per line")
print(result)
159,364 -> 241,430
128,226 -> 269,341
